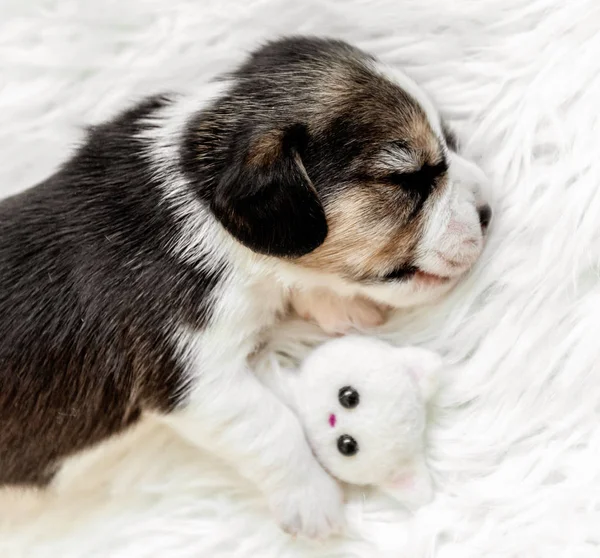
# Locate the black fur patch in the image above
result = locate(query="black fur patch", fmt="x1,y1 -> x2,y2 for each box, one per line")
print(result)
211,123 -> 327,257
0,97 -> 224,485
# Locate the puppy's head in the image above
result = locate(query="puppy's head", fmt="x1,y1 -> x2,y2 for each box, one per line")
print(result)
198,37 -> 491,306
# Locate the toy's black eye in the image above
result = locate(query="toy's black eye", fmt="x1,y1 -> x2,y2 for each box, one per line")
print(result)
337,434 -> 359,456
338,386 -> 359,409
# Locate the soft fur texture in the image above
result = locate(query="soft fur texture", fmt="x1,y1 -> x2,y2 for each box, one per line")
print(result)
1,0 -> 600,556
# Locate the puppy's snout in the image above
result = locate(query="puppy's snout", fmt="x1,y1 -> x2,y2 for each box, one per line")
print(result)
477,204 -> 492,231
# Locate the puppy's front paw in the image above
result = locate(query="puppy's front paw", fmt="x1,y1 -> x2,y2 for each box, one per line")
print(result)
269,466 -> 345,539
337,295 -> 389,333
290,288 -> 389,335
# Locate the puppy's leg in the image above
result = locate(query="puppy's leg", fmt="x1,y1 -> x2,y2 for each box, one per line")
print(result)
163,362 -> 345,539
290,287 -> 390,334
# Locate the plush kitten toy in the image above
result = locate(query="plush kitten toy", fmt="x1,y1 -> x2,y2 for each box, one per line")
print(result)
261,335 -> 442,508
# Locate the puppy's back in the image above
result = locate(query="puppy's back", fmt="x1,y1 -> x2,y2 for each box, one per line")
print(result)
0,96 -> 219,485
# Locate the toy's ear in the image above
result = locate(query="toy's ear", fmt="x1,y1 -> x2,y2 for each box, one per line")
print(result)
210,124 -> 328,258
380,455 -> 434,509
395,347 -> 443,402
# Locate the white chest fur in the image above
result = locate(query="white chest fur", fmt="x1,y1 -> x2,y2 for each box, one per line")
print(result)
179,272 -> 288,406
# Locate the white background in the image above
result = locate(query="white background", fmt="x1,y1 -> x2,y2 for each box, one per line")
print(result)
1,1 -> 600,556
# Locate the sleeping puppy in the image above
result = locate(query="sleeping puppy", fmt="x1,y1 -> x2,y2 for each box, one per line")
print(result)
0,37 -> 490,537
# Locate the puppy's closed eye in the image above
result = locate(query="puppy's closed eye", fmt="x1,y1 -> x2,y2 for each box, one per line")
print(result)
386,161 -> 448,198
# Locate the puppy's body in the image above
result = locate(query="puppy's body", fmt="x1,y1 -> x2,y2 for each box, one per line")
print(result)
0,38 -> 489,536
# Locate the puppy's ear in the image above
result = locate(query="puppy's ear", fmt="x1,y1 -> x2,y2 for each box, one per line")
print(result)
211,124 -> 327,257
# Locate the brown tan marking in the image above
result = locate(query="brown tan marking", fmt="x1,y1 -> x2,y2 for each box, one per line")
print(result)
296,186 -> 424,280
246,130 -> 285,167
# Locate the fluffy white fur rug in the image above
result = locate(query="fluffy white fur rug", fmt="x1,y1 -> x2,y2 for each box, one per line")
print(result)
2,0 -> 600,556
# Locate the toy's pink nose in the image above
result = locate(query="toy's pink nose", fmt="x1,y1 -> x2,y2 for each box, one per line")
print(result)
329,413 -> 336,427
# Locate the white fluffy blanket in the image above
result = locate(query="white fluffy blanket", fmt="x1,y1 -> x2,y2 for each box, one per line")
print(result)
2,0 -> 600,556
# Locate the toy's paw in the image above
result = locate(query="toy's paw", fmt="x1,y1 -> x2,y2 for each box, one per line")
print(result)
291,288 -> 389,335
269,465 -> 346,539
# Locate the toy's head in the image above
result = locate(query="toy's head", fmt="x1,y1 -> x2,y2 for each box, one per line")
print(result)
295,335 -> 441,506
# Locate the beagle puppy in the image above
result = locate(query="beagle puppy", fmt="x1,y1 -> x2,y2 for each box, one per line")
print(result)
0,37 -> 490,537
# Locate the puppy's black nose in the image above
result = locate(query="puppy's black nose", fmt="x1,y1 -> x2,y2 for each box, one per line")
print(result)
478,204 -> 492,230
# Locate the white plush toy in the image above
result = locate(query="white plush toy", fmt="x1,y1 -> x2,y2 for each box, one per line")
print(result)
261,335 -> 442,508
